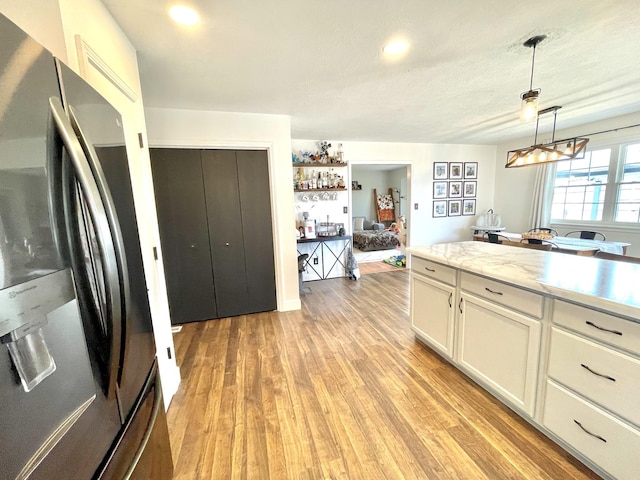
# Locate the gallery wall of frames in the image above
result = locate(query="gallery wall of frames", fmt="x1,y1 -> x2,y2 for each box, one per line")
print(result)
432,161 -> 477,218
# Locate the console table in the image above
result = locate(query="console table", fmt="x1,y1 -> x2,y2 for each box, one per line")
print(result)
297,235 -> 351,281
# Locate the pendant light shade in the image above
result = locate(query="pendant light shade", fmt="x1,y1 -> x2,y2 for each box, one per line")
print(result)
519,35 -> 546,122
520,90 -> 540,121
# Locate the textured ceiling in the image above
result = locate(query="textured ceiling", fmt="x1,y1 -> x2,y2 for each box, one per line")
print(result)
102,0 -> 640,145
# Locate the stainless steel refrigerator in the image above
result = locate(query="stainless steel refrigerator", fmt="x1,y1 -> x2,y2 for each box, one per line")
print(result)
0,14 -> 173,480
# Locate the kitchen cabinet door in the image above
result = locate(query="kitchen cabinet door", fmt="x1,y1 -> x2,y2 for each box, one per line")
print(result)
410,274 -> 456,359
458,292 -> 541,416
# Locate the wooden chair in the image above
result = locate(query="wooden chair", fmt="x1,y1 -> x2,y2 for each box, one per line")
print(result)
594,251 -> 640,264
566,230 -> 606,241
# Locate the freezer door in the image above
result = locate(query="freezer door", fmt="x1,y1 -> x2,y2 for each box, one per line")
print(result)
97,361 -> 173,480
0,14 -> 121,480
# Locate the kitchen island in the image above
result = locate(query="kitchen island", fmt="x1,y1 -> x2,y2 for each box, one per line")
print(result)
407,242 -> 640,480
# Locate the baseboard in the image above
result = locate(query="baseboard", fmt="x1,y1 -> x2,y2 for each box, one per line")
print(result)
279,298 -> 301,311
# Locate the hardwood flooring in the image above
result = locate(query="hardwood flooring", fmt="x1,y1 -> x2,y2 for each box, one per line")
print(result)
357,261 -> 406,275
166,271 -> 599,480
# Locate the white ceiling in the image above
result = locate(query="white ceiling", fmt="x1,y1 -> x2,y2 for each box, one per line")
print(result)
102,0 -> 640,145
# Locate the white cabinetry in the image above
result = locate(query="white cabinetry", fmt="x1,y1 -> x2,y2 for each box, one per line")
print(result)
408,246 -> 640,480
543,300 -> 640,480
410,257 -> 457,358
458,273 -> 542,416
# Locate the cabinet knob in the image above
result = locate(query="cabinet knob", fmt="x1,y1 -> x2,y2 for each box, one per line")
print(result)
225,242 -> 230,246
190,243 -> 197,248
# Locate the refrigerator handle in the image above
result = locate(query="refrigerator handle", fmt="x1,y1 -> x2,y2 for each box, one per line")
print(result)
67,103 -> 131,348
49,97 -> 123,398
45,109 -> 71,264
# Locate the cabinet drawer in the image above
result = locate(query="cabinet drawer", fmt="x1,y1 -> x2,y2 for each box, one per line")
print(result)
548,327 -> 640,427
543,380 -> 640,480
411,256 -> 457,286
460,272 -> 543,318
553,300 -> 640,356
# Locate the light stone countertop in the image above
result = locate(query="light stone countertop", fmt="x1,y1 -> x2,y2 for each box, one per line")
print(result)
407,241 -> 640,321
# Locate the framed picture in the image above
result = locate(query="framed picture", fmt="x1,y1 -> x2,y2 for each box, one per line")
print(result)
433,181 -> 447,199
433,162 -> 448,180
448,199 -> 461,216
464,162 -> 478,179
463,181 -> 477,198
463,199 -> 476,216
449,181 -> 462,198
433,200 -> 447,217
449,162 -> 463,180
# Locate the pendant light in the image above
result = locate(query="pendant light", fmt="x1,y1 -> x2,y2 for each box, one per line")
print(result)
520,35 -> 546,122
506,106 -> 589,168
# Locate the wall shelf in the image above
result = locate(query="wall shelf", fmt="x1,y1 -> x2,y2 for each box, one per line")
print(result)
292,163 -> 347,168
294,188 -> 347,193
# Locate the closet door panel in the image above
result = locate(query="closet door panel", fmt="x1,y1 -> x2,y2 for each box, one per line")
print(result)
202,150 -> 249,317
150,149 -> 218,323
236,150 -> 277,313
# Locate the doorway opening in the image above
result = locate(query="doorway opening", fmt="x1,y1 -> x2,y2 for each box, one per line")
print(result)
350,164 -> 410,269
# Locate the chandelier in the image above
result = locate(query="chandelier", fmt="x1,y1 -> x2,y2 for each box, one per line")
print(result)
506,106 -> 589,168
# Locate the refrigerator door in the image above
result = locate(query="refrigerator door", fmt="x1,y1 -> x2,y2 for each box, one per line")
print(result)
97,360 -> 173,480
56,62 -> 156,421
0,14 -> 121,480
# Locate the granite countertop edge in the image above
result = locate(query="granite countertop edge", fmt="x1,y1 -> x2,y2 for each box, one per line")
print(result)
407,242 -> 640,322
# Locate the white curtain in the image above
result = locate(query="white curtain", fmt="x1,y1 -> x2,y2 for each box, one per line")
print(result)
529,163 -> 557,229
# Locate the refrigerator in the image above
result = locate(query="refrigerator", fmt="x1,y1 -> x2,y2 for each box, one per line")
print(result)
0,13 -> 173,480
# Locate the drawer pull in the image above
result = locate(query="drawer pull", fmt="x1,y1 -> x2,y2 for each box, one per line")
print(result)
573,419 -> 607,443
484,287 -> 503,296
585,320 -> 622,336
424,266 -> 436,272
448,292 -> 452,308
580,363 -> 616,382
458,298 -> 463,314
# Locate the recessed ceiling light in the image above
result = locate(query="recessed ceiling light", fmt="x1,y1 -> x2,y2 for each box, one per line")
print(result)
169,5 -> 200,25
382,41 -> 409,56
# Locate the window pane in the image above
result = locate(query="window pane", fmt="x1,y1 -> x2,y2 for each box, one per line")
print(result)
615,203 -> 640,222
617,144 -> 640,223
551,148 -> 610,221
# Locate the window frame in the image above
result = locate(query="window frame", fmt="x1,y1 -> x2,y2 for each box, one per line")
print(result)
548,137 -> 640,231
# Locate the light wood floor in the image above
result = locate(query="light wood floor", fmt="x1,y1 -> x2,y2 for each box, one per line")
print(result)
357,260 -> 406,275
166,271 -> 599,480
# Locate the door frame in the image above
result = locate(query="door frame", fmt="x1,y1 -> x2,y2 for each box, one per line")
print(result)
146,141 -> 284,312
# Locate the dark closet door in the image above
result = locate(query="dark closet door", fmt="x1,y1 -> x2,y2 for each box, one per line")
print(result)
202,150 -> 276,317
150,149 -> 218,323
236,150 -> 277,313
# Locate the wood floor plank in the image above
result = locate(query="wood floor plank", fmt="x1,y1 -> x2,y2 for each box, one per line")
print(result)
166,271 -> 601,479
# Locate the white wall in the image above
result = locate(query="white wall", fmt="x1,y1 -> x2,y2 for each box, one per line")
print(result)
145,107 -> 300,312
350,166 -> 407,221
0,0 -> 66,61
494,112 -> 640,256
340,141 -> 497,247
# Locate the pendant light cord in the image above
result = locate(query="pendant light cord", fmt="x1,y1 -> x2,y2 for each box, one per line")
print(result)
529,45 -> 536,91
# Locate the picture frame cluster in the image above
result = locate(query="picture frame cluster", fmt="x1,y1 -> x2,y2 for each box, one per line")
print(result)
432,162 -> 477,218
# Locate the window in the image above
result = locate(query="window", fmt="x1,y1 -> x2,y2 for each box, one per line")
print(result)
617,143 -> 640,222
550,141 -> 640,224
